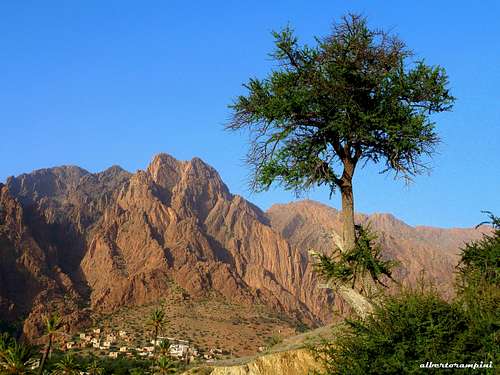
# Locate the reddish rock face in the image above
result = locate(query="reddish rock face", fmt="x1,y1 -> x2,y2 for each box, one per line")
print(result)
0,154 -> 487,339
267,200 -> 488,298
0,183 -> 90,340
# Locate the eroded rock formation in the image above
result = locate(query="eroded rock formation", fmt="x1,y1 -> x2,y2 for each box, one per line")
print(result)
0,154 -> 486,339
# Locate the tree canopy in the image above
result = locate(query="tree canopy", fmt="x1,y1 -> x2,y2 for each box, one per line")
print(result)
228,14 -> 454,196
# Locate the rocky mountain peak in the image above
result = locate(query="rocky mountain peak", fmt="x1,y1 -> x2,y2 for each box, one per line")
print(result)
147,153 -> 185,190
6,165 -> 90,203
0,156 -> 488,341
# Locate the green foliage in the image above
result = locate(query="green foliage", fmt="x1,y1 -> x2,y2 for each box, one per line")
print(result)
151,356 -> 178,374
457,212 -> 500,288
0,337 -> 38,374
44,314 -> 62,335
313,213 -> 500,374
314,288 -> 498,374
0,332 -> 13,354
86,359 -> 104,375
148,308 -> 166,336
454,212 -> 500,367
149,309 -> 166,326
313,225 -> 396,289
95,357 -> 154,375
227,14 -> 454,195
38,313 -> 64,375
265,334 -> 283,348
157,340 -> 170,356
46,354 -> 156,375
51,355 -> 81,374
1,331 -> 181,375
148,308 -> 167,356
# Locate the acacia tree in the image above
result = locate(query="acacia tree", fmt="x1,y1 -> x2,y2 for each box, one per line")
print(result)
227,14 -> 454,314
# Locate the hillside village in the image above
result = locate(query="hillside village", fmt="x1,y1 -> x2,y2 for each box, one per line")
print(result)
59,327 -> 227,363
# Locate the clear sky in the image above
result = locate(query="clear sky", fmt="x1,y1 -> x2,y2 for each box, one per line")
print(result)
0,1 -> 498,228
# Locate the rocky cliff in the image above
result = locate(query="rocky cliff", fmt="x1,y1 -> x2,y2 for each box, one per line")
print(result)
0,154 -> 486,339
183,349 -> 320,375
267,200 -> 487,297
0,154 -> 331,338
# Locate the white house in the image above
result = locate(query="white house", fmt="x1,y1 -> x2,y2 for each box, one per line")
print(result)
65,342 -> 75,350
169,343 -> 189,358
151,338 -> 167,346
106,334 -> 117,343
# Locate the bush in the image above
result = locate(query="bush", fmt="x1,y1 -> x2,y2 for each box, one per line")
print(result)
265,334 -> 283,348
455,213 -> 500,369
312,225 -> 397,292
457,212 -> 500,292
313,214 -> 500,374
315,290 -> 464,374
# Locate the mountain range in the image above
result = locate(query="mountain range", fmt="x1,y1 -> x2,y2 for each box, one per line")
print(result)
0,153 -> 486,340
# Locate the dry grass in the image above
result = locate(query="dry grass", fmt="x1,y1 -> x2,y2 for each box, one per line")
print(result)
91,286 -> 301,357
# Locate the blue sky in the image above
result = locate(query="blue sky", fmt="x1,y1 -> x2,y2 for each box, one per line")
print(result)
0,1 -> 498,228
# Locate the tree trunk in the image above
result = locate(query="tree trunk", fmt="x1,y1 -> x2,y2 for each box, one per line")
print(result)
340,180 -> 356,252
336,161 -> 375,317
153,326 -> 158,356
38,335 -> 52,375
338,286 -> 374,318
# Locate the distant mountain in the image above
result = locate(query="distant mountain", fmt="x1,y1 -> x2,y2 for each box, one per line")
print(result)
0,154 -> 486,340
267,200 -> 487,297
0,154 -> 331,339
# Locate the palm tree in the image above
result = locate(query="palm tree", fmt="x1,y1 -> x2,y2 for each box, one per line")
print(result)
157,339 -> 170,356
148,308 -> 165,355
0,340 -> 38,374
86,359 -> 104,375
0,332 -> 14,355
51,355 -> 81,375
38,314 -> 62,375
152,356 -> 177,374
129,368 -> 146,375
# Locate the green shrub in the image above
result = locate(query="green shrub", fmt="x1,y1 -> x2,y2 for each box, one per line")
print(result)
313,213 -> 500,374
313,225 -> 397,291
265,334 -> 283,348
455,213 -> 500,369
315,290 -> 457,374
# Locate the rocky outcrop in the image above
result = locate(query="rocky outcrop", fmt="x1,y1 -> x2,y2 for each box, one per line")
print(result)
183,349 -> 320,375
1,155 -> 334,339
0,183 -> 89,339
77,154 -> 330,323
0,154 -> 487,339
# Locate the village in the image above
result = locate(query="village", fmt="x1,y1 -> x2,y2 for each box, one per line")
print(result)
59,327 -> 227,364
